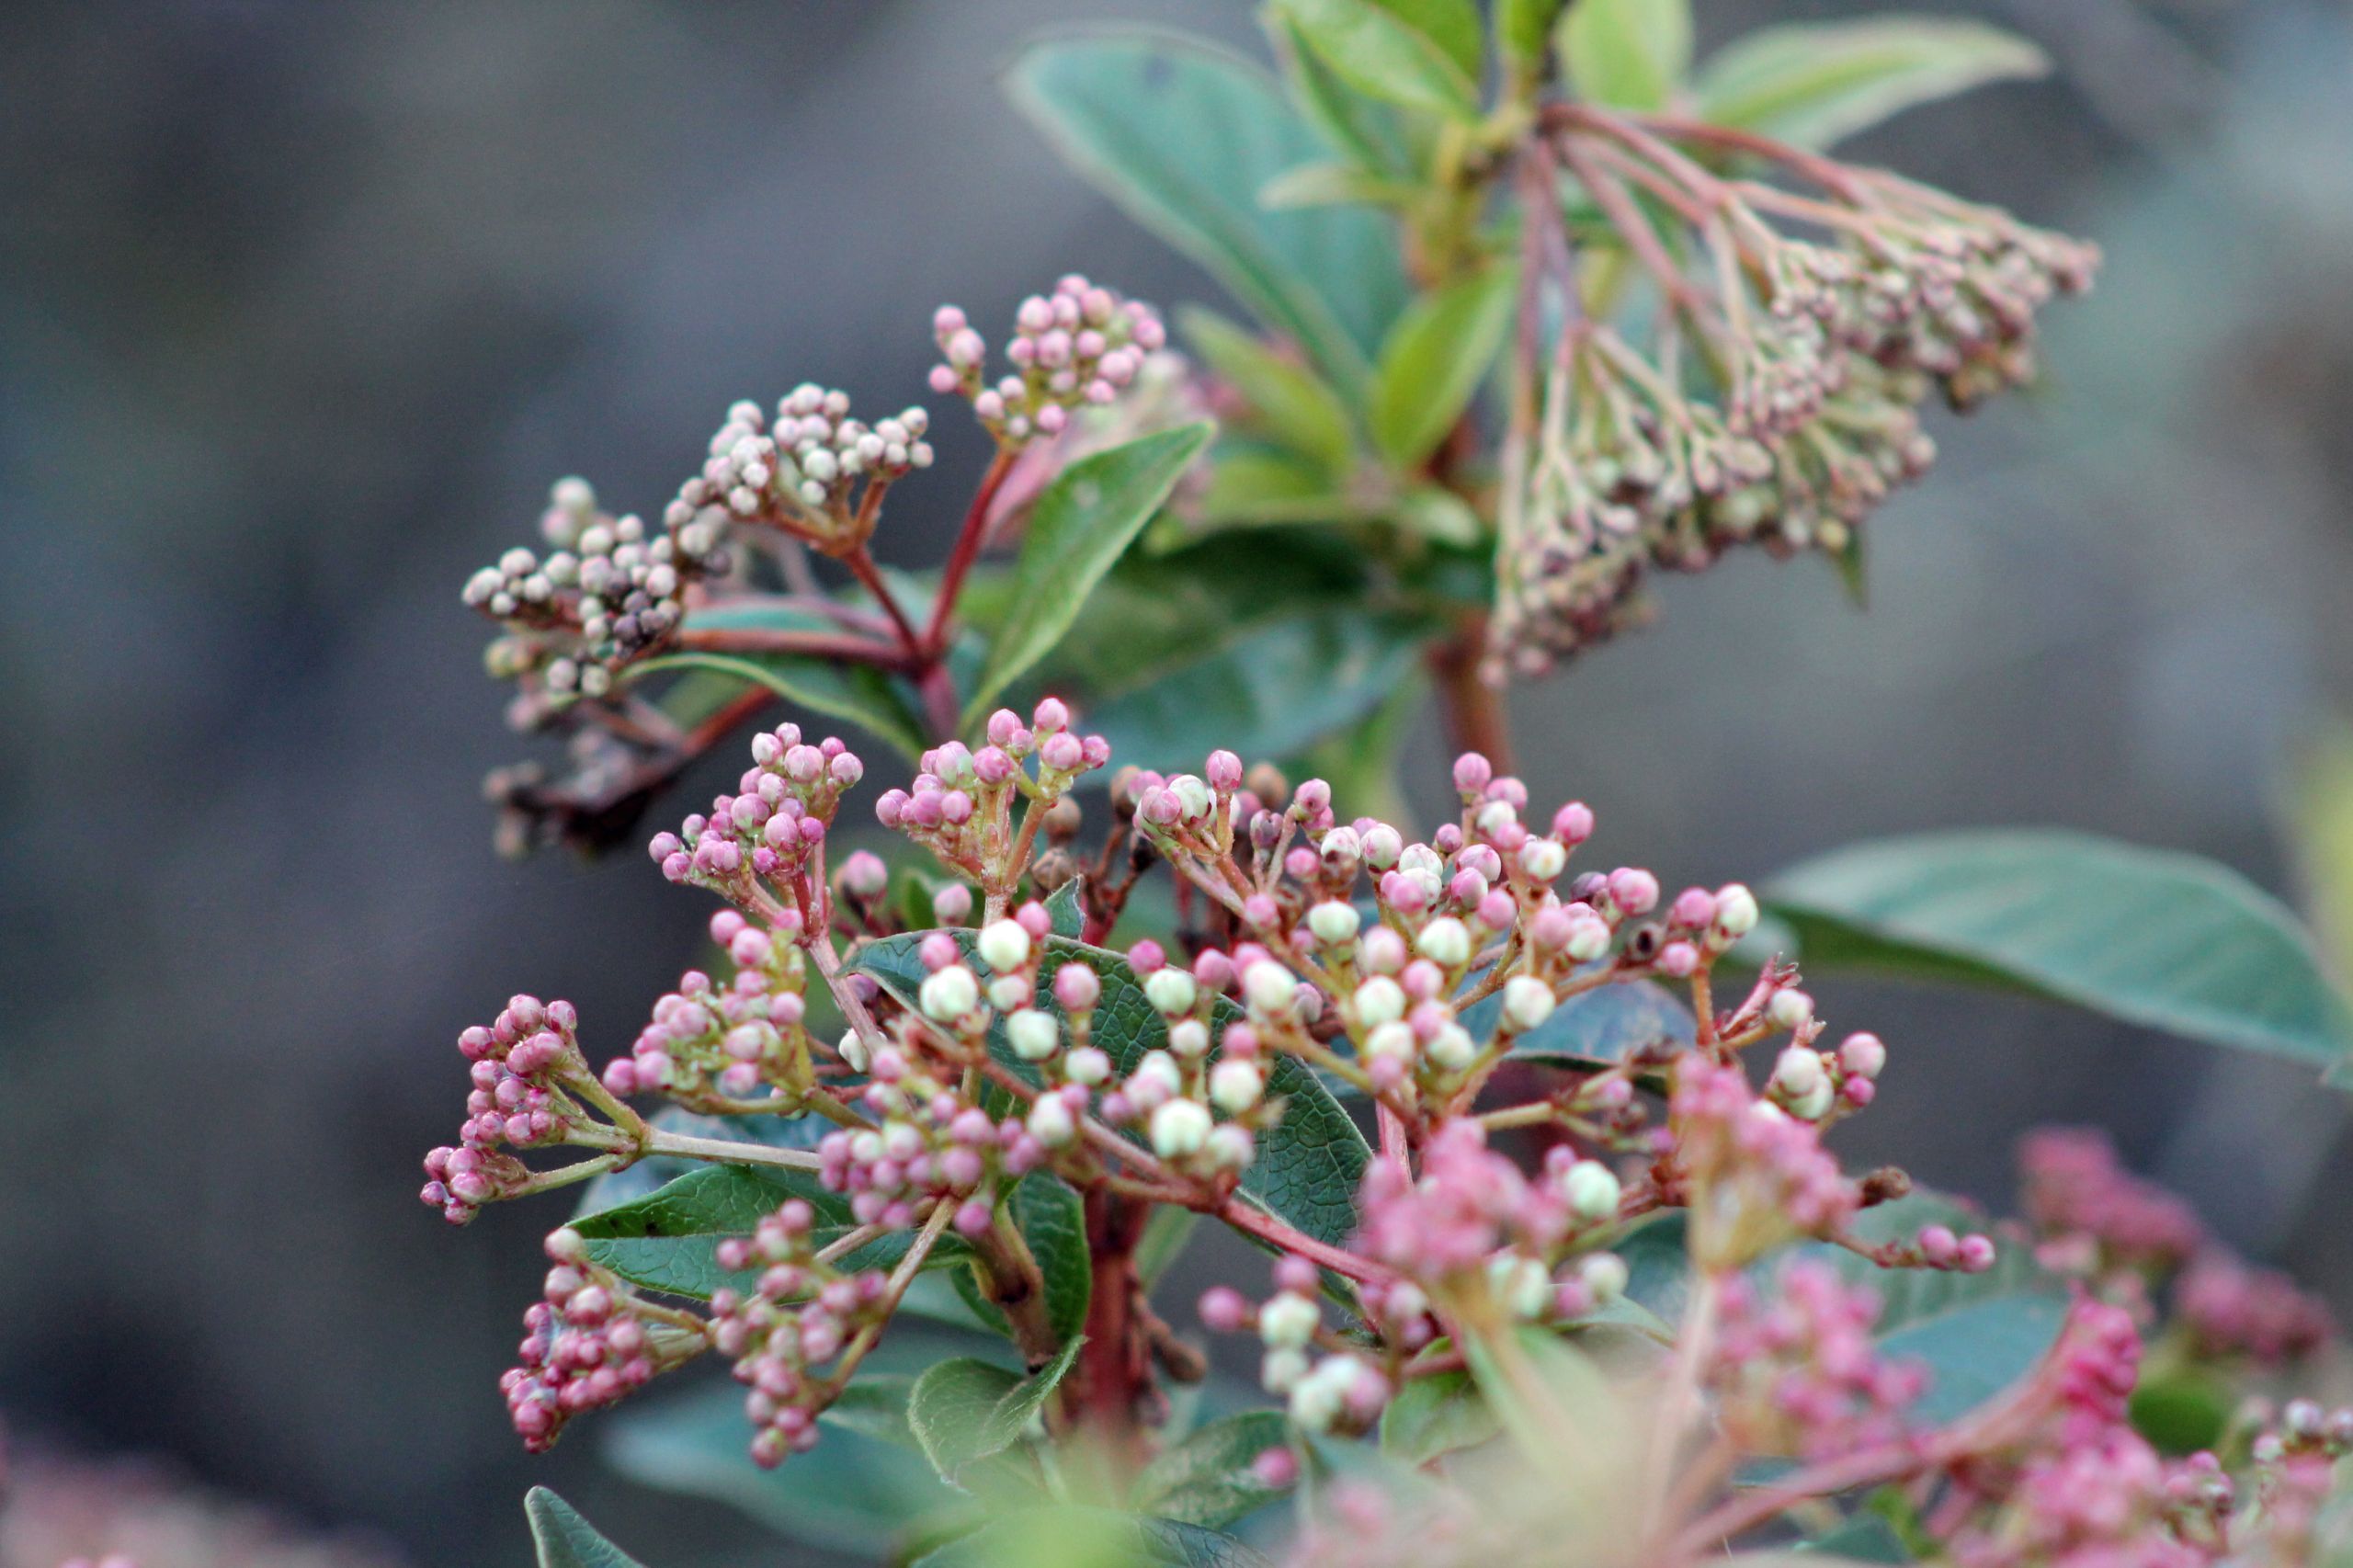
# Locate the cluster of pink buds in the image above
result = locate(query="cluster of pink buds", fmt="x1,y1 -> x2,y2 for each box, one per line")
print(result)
928,275 -> 1167,444
707,1199 -> 896,1467
875,699 -> 1109,893
503,1228 -> 703,1452
2250,1398 -> 2353,1467
2018,1128 -> 2208,1273
673,388 -> 932,557
1354,1119 -> 1626,1322
649,723 -> 864,903
1709,1260 -> 1927,1461
2174,1253 -> 2333,1367
464,475 -> 725,710
602,914 -> 815,1106
421,994 -> 603,1223
1669,1060 -> 1858,1269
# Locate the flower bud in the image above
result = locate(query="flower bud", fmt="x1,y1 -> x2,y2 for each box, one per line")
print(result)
1766,987 -> 1814,1032
1563,1161 -> 1620,1221
1415,917 -> 1472,968
1211,1059 -> 1264,1114
1007,1008 -> 1059,1062
1838,1032 -> 1887,1079
1144,968 -> 1198,1016
1151,1099 -> 1212,1158
918,965 -> 980,1022
1352,975 -> 1406,1028
1713,883 -> 1758,938
1770,1045 -> 1826,1100
1502,975 -> 1557,1031
977,919 -> 1030,972
1027,1094 -> 1075,1147
1258,1292 -> 1319,1350
1580,1252 -> 1629,1302
1307,901 -> 1361,946
1243,961 -> 1297,1017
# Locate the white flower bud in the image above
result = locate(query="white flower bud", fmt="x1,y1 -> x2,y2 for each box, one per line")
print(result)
1170,774 -> 1212,820
1714,883 -> 1759,938
1788,1078 -> 1836,1122
1259,1293 -> 1319,1350
1211,1059 -> 1263,1114
1364,1020 -> 1415,1061
986,974 -> 1029,1013
1151,1099 -> 1212,1158
1518,838 -> 1568,881
977,919 -> 1030,972
1131,1051 -> 1183,1099
1352,975 -> 1406,1028
1209,1124 -> 1256,1171
1288,1364 -> 1345,1432
1502,975 -> 1557,1031
1361,824 -> 1404,869
1565,919 -> 1611,963
836,1028 -> 870,1074
1027,1094 -> 1075,1147
918,965 -> 979,1022
1144,968 -> 1198,1016
1426,1024 -> 1476,1072
1307,901 -> 1361,946
1562,1161 -> 1620,1221
1168,1018 -> 1211,1059
1486,1254 -> 1552,1320
1243,961 -> 1297,1016
1065,1046 -> 1112,1086
1580,1252 -> 1629,1302
1838,1032 -> 1887,1080
1766,988 -> 1814,1032
1006,1008 -> 1060,1062
1262,1346 -> 1309,1394
1415,917 -> 1472,968
1771,1044 -> 1826,1100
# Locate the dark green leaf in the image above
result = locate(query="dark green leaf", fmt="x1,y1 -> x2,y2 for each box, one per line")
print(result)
1368,264 -> 1518,470
1136,1411 -> 1295,1528
1558,0 -> 1692,110
1084,611 -> 1427,776
1276,0 -> 1483,120
1380,1365 -> 1500,1465
2131,1369 -> 2235,1456
1181,308 -> 1357,471
966,424 -> 1215,726
908,1336 -> 1086,1483
1011,1171 -> 1093,1346
853,932 -> 1371,1248
1694,17 -> 2047,153
569,1162 -> 968,1301
525,1488 -> 650,1568
1005,31 -> 1410,389
638,599 -> 930,761
1045,878 -> 1086,940
1764,830 -> 2353,1072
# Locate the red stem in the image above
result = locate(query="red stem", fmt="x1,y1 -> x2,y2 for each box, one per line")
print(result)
841,545 -> 925,657
676,626 -> 918,669
1214,1197 -> 1398,1287
924,447 -> 1016,655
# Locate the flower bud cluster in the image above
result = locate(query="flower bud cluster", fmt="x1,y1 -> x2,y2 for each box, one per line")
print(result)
602,914 -> 816,1105
464,476 -> 724,707
1201,1257 -> 1392,1434
1708,1260 -> 1927,1461
649,723 -> 864,901
1670,1060 -> 1857,1269
874,699 -> 1109,886
2251,1398 -> 2353,1467
421,994 -> 597,1223
2018,1127 -> 2208,1273
675,388 -> 932,556
2173,1253 -> 2332,1368
707,1199 -> 896,1467
929,276 -> 1168,445
502,1227 -> 700,1452
1488,138 -> 2096,680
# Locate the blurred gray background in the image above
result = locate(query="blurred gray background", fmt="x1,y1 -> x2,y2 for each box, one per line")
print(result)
4,1 -> 2351,1563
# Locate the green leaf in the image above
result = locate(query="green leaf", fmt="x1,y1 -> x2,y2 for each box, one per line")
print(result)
1496,0 -> 1567,69
1368,264 -> 1518,470
2131,1369 -> 2235,1456
1135,1411 -> 1294,1528
909,1336 -> 1086,1484
568,1163 -> 967,1301
915,1508 -> 1272,1568
1763,830 -> 2353,1073
854,932 -> 1371,1248
632,642 -> 929,763
1558,0 -> 1691,110
1084,611 -> 1427,777
1797,1511 -> 1914,1562
965,424 -> 1214,727
1268,12 -> 1414,176
1461,1325 -> 1618,1466
1181,308 -> 1356,472
1459,974 -> 1695,1070
525,1488 -> 650,1568
1011,1171 -> 1094,1346
1694,17 -> 2048,153
1380,1365 -> 1500,1466
1621,1193 -> 2070,1426
1274,0 -> 1483,121
604,1346 -> 983,1553
1257,161 -> 1421,214
1045,878 -> 1087,940
1005,31 -> 1410,390
1136,1205 -> 1202,1288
